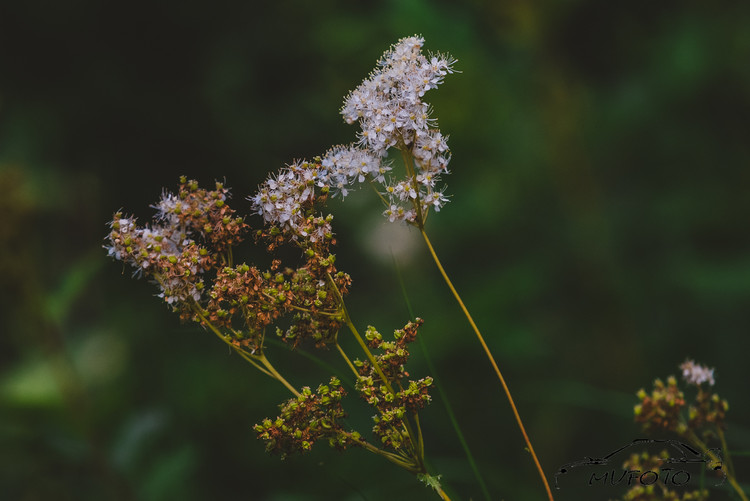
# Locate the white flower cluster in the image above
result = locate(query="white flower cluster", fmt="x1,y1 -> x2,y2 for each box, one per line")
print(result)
251,36 -> 456,235
341,36 -> 455,223
679,359 -> 715,386
341,36 -> 454,153
251,146 -> 389,236
321,144 -> 389,196
251,160 -> 338,243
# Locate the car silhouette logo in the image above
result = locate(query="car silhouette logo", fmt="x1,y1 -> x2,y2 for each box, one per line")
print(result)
554,438 -> 724,490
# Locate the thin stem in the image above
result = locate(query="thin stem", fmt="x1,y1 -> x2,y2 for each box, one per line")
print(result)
401,149 -> 427,225
392,253 -> 492,501
436,485 -> 451,501
336,342 -> 360,378
326,272 -> 425,467
192,307 -> 299,397
717,427 -> 736,479
257,353 -> 301,397
367,178 -> 390,207
419,229 -> 554,501
687,431 -> 748,501
343,432 -> 420,472
414,412 -> 425,461
325,273 -> 395,395
193,308 -> 272,376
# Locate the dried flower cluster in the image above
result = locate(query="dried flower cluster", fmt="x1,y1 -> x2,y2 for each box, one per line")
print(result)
106,175 -> 437,485
254,377 -> 357,458
634,361 -> 728,437
254,320 -> 435,462
105,178 -> 247,316
634,376 -> 686,433
354,319 -> 433,451
630,361 -> 740,500
620,450 -> 710,501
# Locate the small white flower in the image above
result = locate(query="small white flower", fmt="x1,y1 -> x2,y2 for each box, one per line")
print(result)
680,359 -> 715,386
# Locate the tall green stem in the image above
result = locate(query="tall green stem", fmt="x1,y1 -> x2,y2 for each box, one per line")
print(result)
419,229 -> 554,501
393,253 -> 492,501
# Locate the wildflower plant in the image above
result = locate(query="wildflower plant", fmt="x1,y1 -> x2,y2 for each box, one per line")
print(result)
630,360 -> 747,501
106,36 -> 554,499
619,450 -> 709,501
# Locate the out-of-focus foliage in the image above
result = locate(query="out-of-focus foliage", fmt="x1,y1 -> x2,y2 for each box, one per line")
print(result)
1,0 -> 749,499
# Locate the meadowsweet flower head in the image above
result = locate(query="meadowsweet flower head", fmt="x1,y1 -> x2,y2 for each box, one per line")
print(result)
341,35 -> 455,153
321,144 -> 389,195
105,178 -> 247,316
250,37 -> 456,230
339,36 -> 456,225
680,359 -> 715,386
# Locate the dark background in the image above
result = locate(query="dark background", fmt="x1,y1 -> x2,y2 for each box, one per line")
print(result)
1,1 -> 749,499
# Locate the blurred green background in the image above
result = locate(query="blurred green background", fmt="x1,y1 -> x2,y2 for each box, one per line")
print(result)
1,1 -> 749,500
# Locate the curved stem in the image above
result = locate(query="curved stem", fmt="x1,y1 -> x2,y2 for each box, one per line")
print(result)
336,342 -> 360,378
419,229 -> 554,501
717,427 -> 736,479
436,485 -> 451,501
325,273 -> 395,395
344,431 -> 420,472
392,253 -> 492,500
687,431 -> 748,501
192,307 -> 300,397
367,178 -> 390,207
256,353 -> 300,397
413,412 -> 425,461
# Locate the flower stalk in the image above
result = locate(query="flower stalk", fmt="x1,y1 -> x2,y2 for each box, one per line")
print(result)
419,228 -> 554,500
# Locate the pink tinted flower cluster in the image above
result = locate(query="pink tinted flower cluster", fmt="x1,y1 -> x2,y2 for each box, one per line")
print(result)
341,35 -> 455,223
679,359 -> 715,386
251,36 -> 456,229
